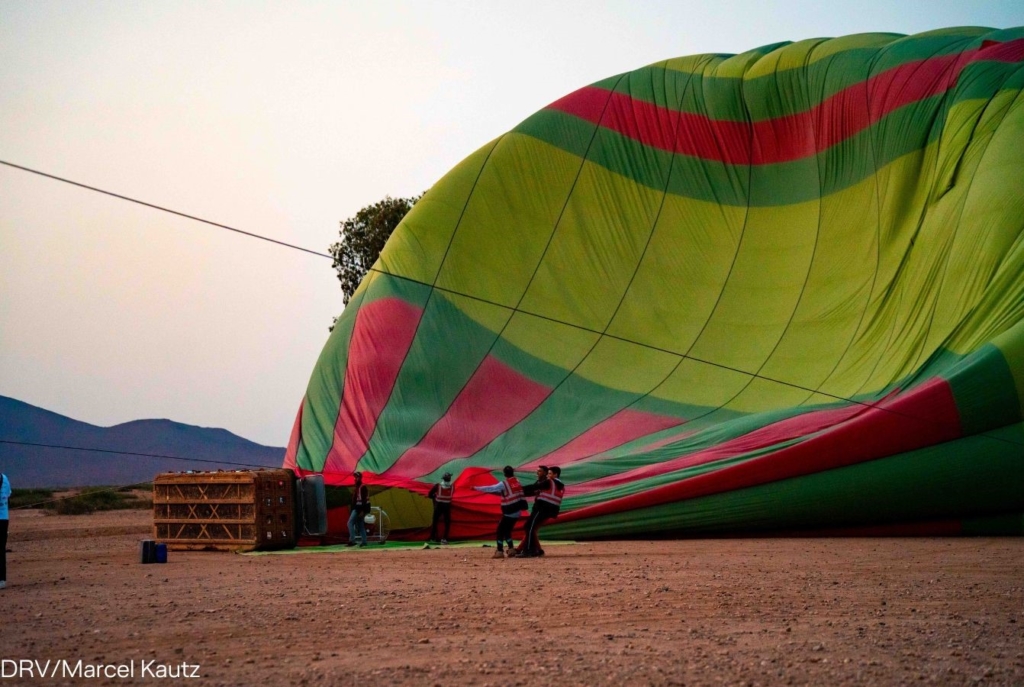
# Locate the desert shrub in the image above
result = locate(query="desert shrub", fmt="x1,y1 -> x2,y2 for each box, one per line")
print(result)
117,483 -> 151,493
51,488 -> 152,515
9,488 -> 55,509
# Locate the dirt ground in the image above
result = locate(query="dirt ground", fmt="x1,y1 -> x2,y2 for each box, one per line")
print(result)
2,509 -> 1022,686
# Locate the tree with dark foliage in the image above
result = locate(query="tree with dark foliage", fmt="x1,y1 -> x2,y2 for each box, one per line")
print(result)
328,194 -> 420,330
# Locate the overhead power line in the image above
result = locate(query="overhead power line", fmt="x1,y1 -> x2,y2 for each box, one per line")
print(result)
1,439 -> 353,510
0,159 -> 332,259
0,439 -> 274,471
5,158 -> 1021,463
0,439 -> 356,480
1,439 -> 281,511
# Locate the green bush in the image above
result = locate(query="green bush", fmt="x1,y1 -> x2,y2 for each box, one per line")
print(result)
9,488 -> 55,509
117,483 -> 151,493
51,488 -> 152,515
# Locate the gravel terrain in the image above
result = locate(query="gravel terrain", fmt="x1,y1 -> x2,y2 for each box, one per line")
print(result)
2,509 -> 1022,685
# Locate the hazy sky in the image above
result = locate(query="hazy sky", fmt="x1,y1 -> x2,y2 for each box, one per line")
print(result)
2,1 -> 1022,447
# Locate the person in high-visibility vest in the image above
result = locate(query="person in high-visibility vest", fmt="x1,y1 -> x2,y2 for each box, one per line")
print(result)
474,466 -> 528,559
521,466 -> 564,558
515,465 -> 549,556
346,471 -> 370,547
427,472 -> 455,544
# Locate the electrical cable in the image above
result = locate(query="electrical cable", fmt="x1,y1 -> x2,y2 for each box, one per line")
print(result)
4,158 -> 1022,480
0,439 -> 275,471
1,439 -> 353,510
1,439 -> 278,510
0,159 -> 332,259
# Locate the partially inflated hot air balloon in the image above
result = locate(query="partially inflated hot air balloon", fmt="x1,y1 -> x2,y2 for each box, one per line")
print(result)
286,27 -> 1024,540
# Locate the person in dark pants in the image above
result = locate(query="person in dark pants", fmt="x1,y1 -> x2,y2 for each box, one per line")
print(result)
521,466 -> 564,558
346,471 -> 370,547
0,472 -> 10,589
427,472 -> 455,544
474,466 -> 528,559
515,465 -> 549,556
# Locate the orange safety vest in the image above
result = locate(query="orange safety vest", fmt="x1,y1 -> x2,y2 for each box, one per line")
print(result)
500,477 -> 524,508
435,482 -> 454,504
536,479 -> 564,508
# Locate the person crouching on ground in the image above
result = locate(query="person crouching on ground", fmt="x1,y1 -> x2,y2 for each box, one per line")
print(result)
427,471 -> 455,544
347,471 -> 370,547
521,466 -> 564,558
474,466 -> 528,559
516,465 -> 549,556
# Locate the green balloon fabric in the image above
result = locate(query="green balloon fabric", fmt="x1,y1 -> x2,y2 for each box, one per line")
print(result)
286,27 -> 1024,539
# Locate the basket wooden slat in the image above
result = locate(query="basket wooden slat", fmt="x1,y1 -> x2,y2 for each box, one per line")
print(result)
152,470 -> 296,551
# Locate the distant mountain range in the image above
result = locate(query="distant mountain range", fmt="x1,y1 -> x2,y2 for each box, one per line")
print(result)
0,395 -> 285,487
